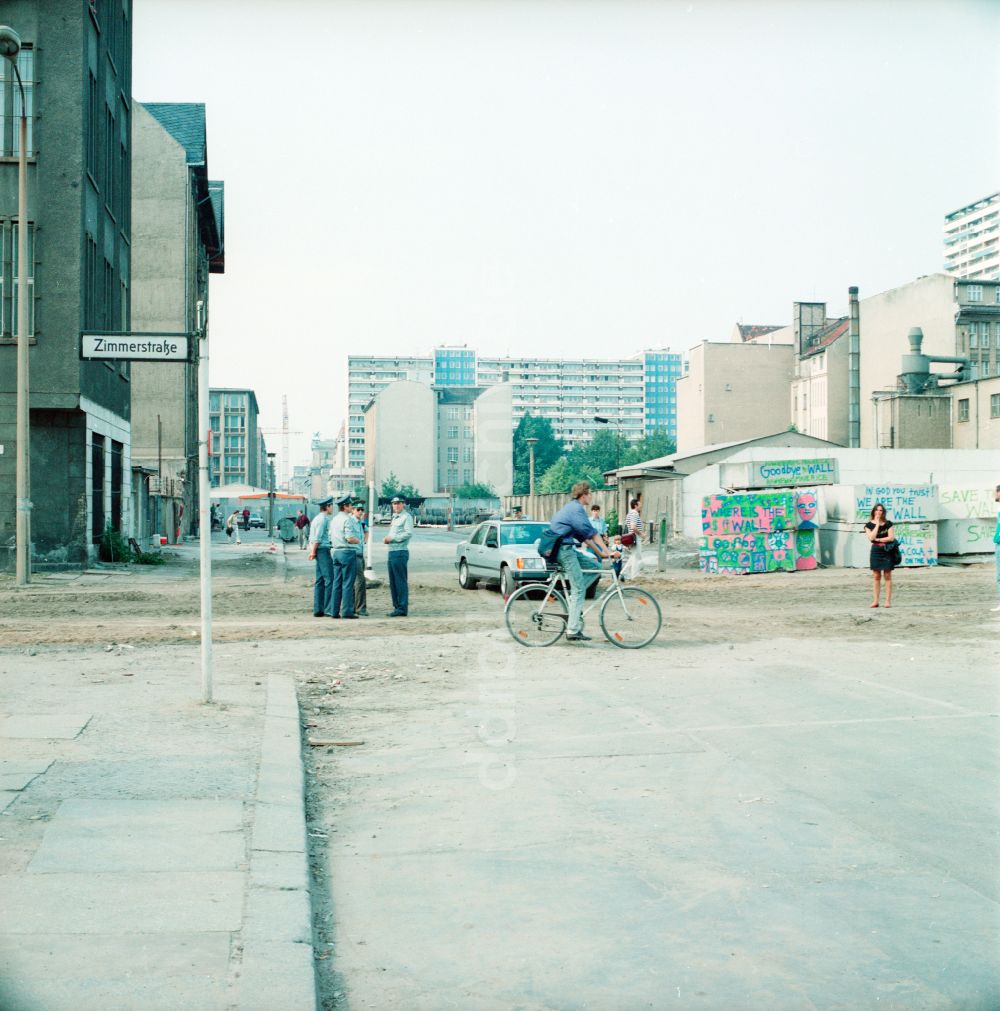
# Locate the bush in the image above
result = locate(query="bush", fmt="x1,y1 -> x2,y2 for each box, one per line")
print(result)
133,549 -> 166,565
98,525 -> 131,563
606,509 -> 620,537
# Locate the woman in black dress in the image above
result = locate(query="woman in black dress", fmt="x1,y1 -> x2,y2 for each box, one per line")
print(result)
864,502 -> 895,608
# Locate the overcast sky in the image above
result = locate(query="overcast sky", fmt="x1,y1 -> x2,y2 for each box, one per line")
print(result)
133,0 -> 1000,475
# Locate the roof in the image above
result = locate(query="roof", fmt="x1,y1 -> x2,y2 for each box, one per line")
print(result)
142,103 -> 224,271
606,432 -> 840,479
800,317 -> 849,357
143,103 -> 207,165
207,180 -> 225,273
737,324 -> 784,342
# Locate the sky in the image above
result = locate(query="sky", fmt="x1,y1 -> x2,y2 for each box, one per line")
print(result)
133,0 -> 1000,478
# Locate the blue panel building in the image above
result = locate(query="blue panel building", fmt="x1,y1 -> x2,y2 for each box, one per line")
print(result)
641,351 -> 684,439
433,347 -> 476,387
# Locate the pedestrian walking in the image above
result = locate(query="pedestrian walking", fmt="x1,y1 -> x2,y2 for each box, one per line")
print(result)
352,503 -> 369,616
242,506 -> 250,532
992,484 -> 1000,613
308,497 -> 334,617
865,502 -> 897,608
383,495 -> 413,616
328,495 -> 361,619
622,497 -> 643,579
226,510 -> 242,546
295,508 -> 310,549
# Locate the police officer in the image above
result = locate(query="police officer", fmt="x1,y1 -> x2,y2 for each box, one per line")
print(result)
329,494 -> 361,619
383,495 -> 414,616
307,497 -> 334,617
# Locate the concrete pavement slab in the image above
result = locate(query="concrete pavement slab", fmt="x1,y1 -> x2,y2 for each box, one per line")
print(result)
28,799 -> 246,873
0,871 -> 245,934
0,933 -> 235,1011
0,759 -> 53,791
0,715 -> 92,740
238,941 -> 316,1011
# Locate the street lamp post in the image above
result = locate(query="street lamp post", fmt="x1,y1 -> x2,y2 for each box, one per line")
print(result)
593,415 -> 621,472
525,437 -> 538,497
267,452 -> 276,537
1,27 -> 31,586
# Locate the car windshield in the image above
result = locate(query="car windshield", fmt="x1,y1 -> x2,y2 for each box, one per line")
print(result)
500,523 -> 546,546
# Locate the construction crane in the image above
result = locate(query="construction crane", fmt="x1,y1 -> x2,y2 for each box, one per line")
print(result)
259,393 -> 301,490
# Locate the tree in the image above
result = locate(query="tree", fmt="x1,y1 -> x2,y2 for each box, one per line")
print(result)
452,481 -> 496,499
513,414 -> 565,494
621,430 -> 676,467
569,428 -> 626,475
380,472 -> 419,500
537,457 -> 574,495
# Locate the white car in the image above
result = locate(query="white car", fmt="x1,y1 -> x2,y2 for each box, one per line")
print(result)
455,520 -> 602,598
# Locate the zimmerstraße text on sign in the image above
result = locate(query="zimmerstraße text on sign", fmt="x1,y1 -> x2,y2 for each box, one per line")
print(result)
80,332 -> 191,362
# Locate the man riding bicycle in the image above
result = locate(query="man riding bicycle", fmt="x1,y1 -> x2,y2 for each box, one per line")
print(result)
546,481 -> 618,642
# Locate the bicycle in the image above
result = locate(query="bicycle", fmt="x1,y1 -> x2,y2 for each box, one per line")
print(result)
504,561 -> 662,649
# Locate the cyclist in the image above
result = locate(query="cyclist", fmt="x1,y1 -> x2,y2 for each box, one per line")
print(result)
547,481 -> 618,642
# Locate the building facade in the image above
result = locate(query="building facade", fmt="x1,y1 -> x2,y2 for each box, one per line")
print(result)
0,1 -> 134,565
675,342 -> 795,452
130,102 -> 223,543
208,388 -> 265,488
944,192 -> 999,280
345,348 -> 683,473
363,380 -> 436,496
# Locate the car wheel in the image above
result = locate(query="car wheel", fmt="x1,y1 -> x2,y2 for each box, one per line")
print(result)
500,565 -> 516,599
459,559 -> 477,590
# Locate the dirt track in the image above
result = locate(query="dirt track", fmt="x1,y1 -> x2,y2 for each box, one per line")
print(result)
0,541 -> 993,650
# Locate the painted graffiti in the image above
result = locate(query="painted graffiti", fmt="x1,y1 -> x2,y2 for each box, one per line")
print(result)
895,522 -> 937,567
852,485 -> 936,523
752,458 -> 838,487
938,487 -> 997,520
700,489 -> 823,574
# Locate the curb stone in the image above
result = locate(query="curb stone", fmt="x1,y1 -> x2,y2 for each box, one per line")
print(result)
238,674 -> 316,1010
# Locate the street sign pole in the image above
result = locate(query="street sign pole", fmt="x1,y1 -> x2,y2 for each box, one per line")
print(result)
196,304 -> 213,703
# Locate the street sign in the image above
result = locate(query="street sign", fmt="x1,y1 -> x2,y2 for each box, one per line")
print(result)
80,332 -> 192,362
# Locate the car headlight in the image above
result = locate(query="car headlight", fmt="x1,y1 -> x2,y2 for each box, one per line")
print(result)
515,556 -> 545,571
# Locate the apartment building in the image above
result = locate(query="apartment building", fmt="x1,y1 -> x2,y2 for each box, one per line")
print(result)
345,348 -> 683,472
944,192 -> 999,280
208,388 -> 266,488
0,1 -> 134,565
363,379 -> 514,497
130,102 -> 224,543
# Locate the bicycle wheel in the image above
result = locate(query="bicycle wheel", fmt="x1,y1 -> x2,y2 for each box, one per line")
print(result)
599,585 -> 662,649
505,584 -> 568,647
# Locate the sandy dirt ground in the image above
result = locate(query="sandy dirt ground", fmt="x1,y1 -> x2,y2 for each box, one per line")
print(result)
0,537 -> 994,650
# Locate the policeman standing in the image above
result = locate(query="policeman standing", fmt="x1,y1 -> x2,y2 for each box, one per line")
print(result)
352,502 -> 369,616
329,494 -> 361,619
307,497 -> 334,617
383,495 -> 413,617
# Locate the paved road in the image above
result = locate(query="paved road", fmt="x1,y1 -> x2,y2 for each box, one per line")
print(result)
307,624 -> 1000,1010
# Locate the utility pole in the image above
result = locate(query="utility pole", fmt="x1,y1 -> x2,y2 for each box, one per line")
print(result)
196,299 -> 213,703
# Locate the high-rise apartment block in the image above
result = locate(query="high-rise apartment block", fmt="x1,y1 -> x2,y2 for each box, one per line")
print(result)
208,388 -> 267,488
345,348 -> 683,472
944,192 -> 1000,280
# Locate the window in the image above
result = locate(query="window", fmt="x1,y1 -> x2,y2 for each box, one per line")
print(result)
967,285 -> 983,302
463,469 -> 471,483
1,221 -> 36,337
484,526 -> 499,549
996,287 -> 1000,303
0,44 -> 34,157
447,447 -> 458,463
447,407 -> 459,420
957,398 -> 970,423
463,446 -> 472,463
447,425 -> 458,439
970,323 -> 978,349
470,524 -> 486,545
991,393 -> 1000,419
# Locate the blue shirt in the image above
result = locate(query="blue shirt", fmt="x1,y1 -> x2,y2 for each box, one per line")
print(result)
550,500 -> 597,544
308,511 -> 332,548
590,516 -> 608,537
